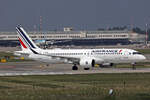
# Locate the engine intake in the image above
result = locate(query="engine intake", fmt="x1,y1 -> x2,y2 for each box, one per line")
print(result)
80,59 -> 95,68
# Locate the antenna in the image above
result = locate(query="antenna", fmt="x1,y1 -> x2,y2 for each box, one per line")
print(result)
33,25 -> 36,34
130,16 -> 134,32
40,16 -> 42,33
145,23 -> 148,46
39,16 -> 47,49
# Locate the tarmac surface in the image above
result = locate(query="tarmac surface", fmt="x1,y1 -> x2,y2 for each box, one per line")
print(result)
0,61 -> 150,76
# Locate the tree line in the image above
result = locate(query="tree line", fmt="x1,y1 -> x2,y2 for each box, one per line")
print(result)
98,26 -> 150,40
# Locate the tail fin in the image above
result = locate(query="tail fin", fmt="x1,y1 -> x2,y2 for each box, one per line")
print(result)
16,26 -> 40,54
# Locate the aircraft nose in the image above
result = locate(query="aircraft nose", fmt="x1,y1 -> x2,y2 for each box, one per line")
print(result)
140,55 -> 146,60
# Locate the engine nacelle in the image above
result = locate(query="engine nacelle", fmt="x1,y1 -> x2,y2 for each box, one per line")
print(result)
79,59 -> 95,68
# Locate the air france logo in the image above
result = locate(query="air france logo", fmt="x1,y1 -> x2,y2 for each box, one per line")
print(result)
92,49 -> 122,53
92,50 -> 118,53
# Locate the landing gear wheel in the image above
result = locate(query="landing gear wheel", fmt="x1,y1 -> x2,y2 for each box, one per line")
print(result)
99,64 -> 103,68
84,68 -> 90,70
46,64 -> 49,67
72,65 -> 78,70
131,62 -> 136,70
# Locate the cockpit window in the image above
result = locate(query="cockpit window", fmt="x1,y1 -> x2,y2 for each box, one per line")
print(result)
133,52 -> 141,55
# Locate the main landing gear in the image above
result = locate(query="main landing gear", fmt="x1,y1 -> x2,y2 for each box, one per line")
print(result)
72,64 -> 90,70
72,64 -> 78,70
131,62 -> 136,70
84,68 -> 90,70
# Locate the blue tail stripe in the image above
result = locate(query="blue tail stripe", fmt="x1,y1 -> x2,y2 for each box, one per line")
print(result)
30,48 -> 39,54
17,27 -> 36,48
17,29 -> 31,48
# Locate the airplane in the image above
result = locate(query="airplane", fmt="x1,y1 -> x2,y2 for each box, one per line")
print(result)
14,26 -> 146,70
35,39 -> 46,45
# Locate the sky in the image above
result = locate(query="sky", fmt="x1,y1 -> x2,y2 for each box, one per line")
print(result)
0,0 -> 150,31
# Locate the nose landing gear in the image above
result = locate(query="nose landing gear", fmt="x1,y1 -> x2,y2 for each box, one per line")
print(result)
72,64 -> 78,70
131,62 -> 136,70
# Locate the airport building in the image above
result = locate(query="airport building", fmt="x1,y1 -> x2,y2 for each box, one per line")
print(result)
0,29 -> 143,46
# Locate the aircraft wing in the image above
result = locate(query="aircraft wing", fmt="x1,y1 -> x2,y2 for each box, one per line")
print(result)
46,54 -> 80,64
14,51 -> 79,64
14,51 -> 30,56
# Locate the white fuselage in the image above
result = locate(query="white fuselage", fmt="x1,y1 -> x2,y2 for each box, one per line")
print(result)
26,48 -> 145,64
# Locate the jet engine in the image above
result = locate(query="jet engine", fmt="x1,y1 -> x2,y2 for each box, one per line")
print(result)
79,59 -> 95,68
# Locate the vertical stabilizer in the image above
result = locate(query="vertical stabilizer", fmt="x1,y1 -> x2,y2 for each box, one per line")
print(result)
16,26 -> 39,49
16,26 -> 40,54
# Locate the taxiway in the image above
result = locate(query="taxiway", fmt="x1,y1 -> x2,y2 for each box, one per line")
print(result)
0,61 -> 150,76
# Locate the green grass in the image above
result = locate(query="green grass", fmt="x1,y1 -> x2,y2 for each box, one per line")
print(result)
0,52 -> 32,62
0,51 -> 14,57
0,73 -> 150,100
114,62 -> 150,68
